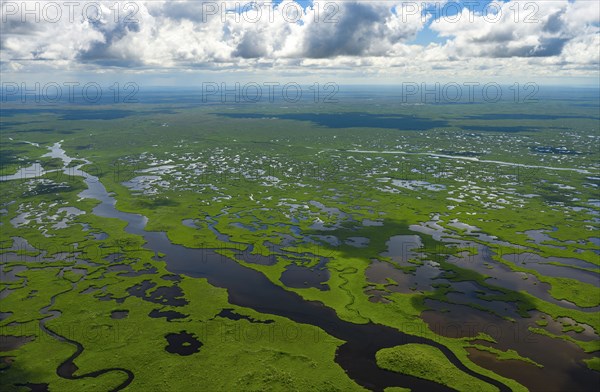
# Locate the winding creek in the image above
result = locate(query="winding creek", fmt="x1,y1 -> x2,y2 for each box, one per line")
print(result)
39,287 -> 134,390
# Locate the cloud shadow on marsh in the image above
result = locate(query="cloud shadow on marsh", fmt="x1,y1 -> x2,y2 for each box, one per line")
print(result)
213,112 -> 448,131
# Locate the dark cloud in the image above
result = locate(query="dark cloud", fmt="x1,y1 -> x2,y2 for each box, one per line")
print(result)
0,19 -> 44,48
158,1 -> 210,22
526,37 -> 569,57
470,36 -> 569,58
77,20 -> 141,66
301,3 -> 402,58
472,29 -> 515,44
543,10 -> 565,34
233,31 -> 270,58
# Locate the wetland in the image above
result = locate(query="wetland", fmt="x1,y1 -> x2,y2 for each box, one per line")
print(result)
1,88 -> 599,391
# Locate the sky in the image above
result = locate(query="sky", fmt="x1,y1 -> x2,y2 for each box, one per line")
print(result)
0,0 -> 599,86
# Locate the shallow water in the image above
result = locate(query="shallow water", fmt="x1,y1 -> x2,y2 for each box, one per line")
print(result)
0,163 -> 46,181
0,335 -> 35,351
5,142 -> 596,391
279,257 -> 330,291
74,152 -> 506,391
381,235 -> 423,263
447,245 -> 600,312
423,300 -> 599,392
149,309 -> 188,321
502,253 -> 599,286
110,310 -> 129,320
164,331 -> 202,356
362,219 -> 383,227
366,259 -> 444,294
345,236 -> 370,248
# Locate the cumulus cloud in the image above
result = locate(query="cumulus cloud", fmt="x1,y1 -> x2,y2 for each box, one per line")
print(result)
295,2 -> 424,58
0,0 -> 597,79
0,1 -> 425,66
431,0 -> 599,59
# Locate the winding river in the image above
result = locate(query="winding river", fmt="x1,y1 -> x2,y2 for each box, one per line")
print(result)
71,148 -> 511,391
39,287 -> 134,391
6,142 -> 512,391
4,141 -> 600,390
24,141 -> 600,390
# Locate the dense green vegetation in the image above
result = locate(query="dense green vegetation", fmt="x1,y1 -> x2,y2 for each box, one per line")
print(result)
376,344 -> 498,392
1,89 -> 598,391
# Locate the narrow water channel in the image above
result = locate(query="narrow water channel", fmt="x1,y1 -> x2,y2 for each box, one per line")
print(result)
72,151 -> 509,391
5,142 -> 598,391
0,143 -> 515,391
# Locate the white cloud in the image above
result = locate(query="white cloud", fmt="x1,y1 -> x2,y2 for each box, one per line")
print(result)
431,0 -> 599,59
0,0 -> 597,81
